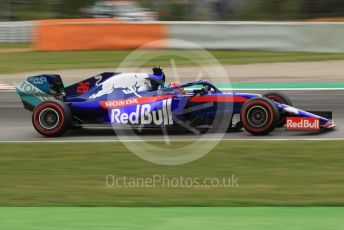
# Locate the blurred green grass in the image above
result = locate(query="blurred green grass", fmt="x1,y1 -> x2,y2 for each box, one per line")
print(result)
1,49 -> 344,74
0,43 -> 31,49
0,141 -> 344,206
1,207 -> 344,230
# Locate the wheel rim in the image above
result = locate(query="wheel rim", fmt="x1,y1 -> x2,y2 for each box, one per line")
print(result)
38,108 -> 60,130
246,105 -> 269,128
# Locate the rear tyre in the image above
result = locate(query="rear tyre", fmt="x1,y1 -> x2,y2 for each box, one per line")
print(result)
32,101 -> 72,137
263,92 -> 292,127
240,97 -> 280,135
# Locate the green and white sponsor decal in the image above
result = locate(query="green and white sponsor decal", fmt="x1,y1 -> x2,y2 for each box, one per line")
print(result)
16,80 -> 53,108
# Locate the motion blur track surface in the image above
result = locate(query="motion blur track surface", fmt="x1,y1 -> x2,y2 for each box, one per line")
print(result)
0,90 -> 343,141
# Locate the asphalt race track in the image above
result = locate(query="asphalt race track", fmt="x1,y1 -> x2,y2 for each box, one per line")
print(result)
0,90 -> 343,141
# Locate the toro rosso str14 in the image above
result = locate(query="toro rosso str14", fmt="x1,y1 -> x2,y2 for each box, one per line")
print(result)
16,67 -> 335,137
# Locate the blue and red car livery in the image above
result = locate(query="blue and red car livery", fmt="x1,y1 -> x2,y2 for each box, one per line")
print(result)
16,67 -> 335,136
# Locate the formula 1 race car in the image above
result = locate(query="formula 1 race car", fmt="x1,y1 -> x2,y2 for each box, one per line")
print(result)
16,67 -> 335,137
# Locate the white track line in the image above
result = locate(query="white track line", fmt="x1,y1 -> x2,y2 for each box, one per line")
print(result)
188,87 -> 344,91
2,87 -> 344,93
222,88 -> 344,91
1,138 -> 344,143
0,81 -> 15,91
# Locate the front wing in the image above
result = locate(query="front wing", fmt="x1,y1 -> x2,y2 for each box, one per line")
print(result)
276,103 -> 336,129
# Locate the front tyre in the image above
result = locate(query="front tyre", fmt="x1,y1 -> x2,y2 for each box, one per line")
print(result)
263,92 -> 292,127
263,92 -> 292,106
240,97 -> 280,135
32,101 -> 72,137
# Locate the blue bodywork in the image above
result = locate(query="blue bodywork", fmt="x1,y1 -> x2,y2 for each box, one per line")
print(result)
16,72 -> 335,129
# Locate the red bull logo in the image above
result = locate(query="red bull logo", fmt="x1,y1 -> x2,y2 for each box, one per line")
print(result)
286,117 -> 320,131
90,73 -> 151,99
111,98 -> 173,125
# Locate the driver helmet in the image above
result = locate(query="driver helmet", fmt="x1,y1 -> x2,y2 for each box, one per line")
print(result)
149,66 -> 165,90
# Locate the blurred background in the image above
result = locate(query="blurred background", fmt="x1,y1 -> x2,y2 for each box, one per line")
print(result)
2,0 -> 344,52
1,0 -> 344,21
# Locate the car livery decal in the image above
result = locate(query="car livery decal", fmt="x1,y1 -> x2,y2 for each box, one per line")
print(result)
286,117 -> 320,131
100,95 -> 173,109
110,98 -> 173,125
90,73 -> 151,99
76,81 -> 90,94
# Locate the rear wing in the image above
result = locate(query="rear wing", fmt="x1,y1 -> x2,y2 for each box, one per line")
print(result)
16,72 -> 117,111
16,75 -> 65,111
